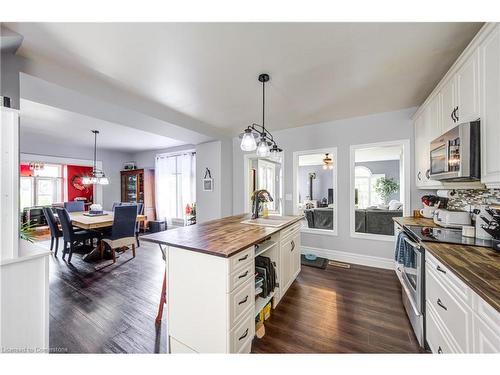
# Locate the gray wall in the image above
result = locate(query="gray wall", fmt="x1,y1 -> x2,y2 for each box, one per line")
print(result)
20,132 -> 133,211
355,160 -> 401,203
298,165 -> 333,203
233,107 -> 418,261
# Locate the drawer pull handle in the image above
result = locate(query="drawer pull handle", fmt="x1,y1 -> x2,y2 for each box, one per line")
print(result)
238,254 -> 249,262
291,240 -> 295,252
437,298 -> 447,311
238,295 -> 249,305
438,346 -> 443,354
238,328 -> 249,341
238,271 -> 249,279
436,265 -> 446,274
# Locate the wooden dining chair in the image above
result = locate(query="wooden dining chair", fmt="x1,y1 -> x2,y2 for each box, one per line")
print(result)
99,205 -> 137,263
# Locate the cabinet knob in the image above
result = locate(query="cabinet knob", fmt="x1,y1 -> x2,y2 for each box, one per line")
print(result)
425,169 -> 430,179
238,270 -> 249,279
238,254 -> 249,262
291,240 -> 295,252
438,346 -> 443,354
417,172 -> 422,181
238,295 -> 249,305
436,265 -> 446,274
437,298 -> 448,311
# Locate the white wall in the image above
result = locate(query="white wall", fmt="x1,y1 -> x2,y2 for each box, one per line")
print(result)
20,133 -> 133,211
196,141 -> 222,223
233,107 -> 420,264
132,144 -> 196,169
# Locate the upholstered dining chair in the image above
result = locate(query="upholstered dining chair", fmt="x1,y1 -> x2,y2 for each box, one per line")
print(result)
42,207 -> 63,255
99,205 -> 137,264
113,202 -> 143,246
56,208 -> 100,263
64,200 -> 85,212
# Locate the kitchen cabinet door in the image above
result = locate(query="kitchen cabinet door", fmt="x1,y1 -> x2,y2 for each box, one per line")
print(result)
414,113 -> 427,188
480,24 -> 500,188
456,51 -> 480,124
279,237 -> 292,295
441,78 -> 457,133
290,232 -> 301,280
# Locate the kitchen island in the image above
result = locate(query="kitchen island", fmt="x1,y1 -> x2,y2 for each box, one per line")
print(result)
141,214 -> 302,353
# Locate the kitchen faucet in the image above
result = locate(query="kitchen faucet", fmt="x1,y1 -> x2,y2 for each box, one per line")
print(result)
251,189 -> 274,219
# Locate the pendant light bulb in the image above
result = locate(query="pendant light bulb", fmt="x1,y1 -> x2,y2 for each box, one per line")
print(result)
256,138 -> 270,157
240,129 -> 257,151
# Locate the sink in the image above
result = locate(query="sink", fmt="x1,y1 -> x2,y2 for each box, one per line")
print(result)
240,216 -> 295,228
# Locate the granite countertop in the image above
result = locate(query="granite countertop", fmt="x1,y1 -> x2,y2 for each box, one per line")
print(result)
141,214 -> 302,258
394,216 -> 500,312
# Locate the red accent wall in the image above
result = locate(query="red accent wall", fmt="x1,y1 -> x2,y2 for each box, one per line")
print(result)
67,165 -> 94,203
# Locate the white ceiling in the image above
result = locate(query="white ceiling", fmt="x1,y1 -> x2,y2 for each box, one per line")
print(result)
20,99 -> 185,152
7,22 -> 483,134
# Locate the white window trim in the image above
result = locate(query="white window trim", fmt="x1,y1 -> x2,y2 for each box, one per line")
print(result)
292,147 -> 338,236
349,139 -> 410,242
21,153 -> 104,206
243,153 -> 284,216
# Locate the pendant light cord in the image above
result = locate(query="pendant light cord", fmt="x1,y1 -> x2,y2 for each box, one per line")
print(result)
262,79 -> 265,133
93,130 -> 97,173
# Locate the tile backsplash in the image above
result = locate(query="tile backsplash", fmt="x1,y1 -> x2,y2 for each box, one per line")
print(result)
446,189 -> 500,211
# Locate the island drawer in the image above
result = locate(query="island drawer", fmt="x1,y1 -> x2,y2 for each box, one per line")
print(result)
229,278 -> 254,329
229,246 -> 254,272
228,259 -> 254,292
229,309 -> 254,353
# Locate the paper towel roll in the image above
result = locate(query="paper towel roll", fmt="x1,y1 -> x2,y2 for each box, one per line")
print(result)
437,190 -> 456,198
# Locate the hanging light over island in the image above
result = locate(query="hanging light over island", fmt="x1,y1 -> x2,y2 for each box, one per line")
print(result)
82,130 -> 109,185
239,73 -> 283,156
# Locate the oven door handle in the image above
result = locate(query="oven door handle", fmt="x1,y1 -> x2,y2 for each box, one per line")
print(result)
403,236 -> 421,250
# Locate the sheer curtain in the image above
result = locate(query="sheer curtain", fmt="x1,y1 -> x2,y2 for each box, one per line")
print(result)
155,152 -> 196,224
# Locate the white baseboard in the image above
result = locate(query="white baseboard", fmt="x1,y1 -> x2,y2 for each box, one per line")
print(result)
301,246 -> 394,270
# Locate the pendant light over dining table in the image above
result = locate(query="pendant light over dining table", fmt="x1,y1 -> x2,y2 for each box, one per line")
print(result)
82,130 -> 109,185
239,73 -> 283,156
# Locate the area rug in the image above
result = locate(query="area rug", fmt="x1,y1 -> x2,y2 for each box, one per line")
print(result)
301,254 -> 328,269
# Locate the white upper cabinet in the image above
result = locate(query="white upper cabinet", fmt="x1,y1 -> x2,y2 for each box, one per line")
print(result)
414,23 -> 500,189
456,50 -> 480,124
479,24 -> 500,188
440,77 -> 457,133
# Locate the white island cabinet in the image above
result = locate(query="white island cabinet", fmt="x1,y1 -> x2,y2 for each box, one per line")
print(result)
142,216 -> 301,353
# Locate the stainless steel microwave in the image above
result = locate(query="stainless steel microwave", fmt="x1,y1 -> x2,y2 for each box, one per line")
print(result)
429,121 -> 480,181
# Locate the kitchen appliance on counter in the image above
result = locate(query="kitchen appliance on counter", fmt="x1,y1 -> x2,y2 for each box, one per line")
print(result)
420,195 -> 447,218
433,208 -> 471,229
429,121 -> 480,181
476,206 -> 500,252
405,225 -> 493,248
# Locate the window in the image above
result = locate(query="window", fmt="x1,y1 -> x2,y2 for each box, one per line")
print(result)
354,166 -> 385,209
293,148 -> 338,235
155,152 -> 196,224
20,163 -> 64,210
350,140 -> 410,240
244,155 -> 282,215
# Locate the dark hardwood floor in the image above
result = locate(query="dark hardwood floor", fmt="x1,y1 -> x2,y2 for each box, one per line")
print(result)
43,238 -> 168,353
40,229 -> 419,354
252,262 -> 422,353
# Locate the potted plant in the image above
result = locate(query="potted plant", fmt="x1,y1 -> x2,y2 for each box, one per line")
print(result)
374,177 -> 399,206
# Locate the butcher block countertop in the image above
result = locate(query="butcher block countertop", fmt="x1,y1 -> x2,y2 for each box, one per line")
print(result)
394,216 -> 500,312
141,214 -> 302,258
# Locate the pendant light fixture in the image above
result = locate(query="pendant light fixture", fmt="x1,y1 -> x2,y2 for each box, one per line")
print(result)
239,73 -> 282,156
322,153 -> 334,170
82,130 -> 109,185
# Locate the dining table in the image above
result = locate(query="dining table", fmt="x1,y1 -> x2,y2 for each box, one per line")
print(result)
67,211 -> 146,263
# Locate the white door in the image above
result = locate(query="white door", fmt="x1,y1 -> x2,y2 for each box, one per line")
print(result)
480,25 -> 500,188
441,77 -> 457,133
456,51 -> 480,123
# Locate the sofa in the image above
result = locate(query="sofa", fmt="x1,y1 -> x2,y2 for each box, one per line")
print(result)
355,208 -> 403,235
304,208 -> 334,230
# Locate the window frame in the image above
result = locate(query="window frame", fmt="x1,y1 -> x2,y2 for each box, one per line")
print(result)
292,147 -> 338,237
349,139 -> 410,242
